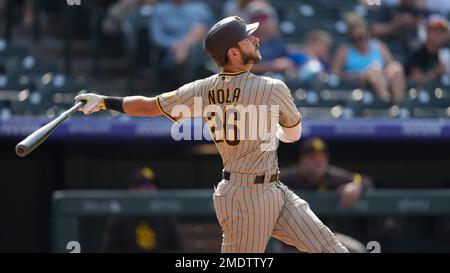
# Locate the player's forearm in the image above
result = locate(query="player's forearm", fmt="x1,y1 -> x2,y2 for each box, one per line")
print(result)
276,122 -> 302,143
122,96 -> 161,117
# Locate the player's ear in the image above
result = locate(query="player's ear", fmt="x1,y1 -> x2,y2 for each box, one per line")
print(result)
227,47 -> 240,63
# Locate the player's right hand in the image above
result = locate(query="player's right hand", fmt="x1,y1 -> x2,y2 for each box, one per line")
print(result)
75,93 -> 106,115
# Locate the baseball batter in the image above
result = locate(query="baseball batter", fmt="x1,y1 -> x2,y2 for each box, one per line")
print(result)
75,16 -> 348,253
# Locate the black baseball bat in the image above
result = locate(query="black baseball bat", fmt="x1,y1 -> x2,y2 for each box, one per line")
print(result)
15,101 -> 86,157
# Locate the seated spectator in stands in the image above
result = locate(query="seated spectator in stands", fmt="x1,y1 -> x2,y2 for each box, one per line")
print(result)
249,1 -> 297,80
331,12 -> 406,104
422,0 -> 450,16
101,0 -> 157,57
149,0 -> 213,89
13,0 -> 63,32
407,14 -> 450,88
359,0 -> 399,7
102,0 -> 156,36
100,167 -> 182,253
222,0 -> 256,22
372,0 -> 428,56
280,138 -> 373,253
289,29 -> 333,88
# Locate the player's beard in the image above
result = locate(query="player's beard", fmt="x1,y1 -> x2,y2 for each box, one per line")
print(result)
237,45 -> 262,65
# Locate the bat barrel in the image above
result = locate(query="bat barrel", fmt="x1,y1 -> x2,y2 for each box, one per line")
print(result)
15,101 -> 85,157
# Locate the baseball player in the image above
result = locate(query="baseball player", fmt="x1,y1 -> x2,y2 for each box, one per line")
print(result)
75,16 -> 348,253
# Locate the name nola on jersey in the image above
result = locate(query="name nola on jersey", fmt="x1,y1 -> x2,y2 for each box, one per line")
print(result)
170,96 -> 280,148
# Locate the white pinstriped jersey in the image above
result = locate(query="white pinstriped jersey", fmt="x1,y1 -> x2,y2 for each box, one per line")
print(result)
157,71 -> 348,253
157,71 -> 301,175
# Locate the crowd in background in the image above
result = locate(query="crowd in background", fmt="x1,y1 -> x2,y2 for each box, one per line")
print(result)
1,0 -> 450,253
0,0 -> 449,105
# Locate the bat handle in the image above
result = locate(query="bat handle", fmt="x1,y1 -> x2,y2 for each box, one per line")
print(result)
63,100 -> 86,118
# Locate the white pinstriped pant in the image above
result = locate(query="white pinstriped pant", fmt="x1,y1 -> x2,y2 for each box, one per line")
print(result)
213,179 -> 349,253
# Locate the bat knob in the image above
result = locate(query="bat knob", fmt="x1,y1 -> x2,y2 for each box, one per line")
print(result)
15,144 -> 27,157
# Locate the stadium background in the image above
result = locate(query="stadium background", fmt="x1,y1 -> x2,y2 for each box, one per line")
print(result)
1,0 -> 450,253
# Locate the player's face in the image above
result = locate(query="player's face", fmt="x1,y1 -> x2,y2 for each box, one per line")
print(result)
301,152 -> 329,179
236,35 -> 262,64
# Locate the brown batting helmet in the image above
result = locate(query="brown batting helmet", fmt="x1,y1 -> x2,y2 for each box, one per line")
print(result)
204,16 -> 259,67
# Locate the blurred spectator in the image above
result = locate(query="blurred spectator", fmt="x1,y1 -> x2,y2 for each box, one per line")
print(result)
422,0 -> 450,16
407,14 -> 450,87
22,0 -> 65,32
372,0 -> 428,56
102,0 -> 157,36
0,0 -> 37,29
289,29 -> 334,88
101,0 -> 157,57
100,167 -> 182,253
249,1 -> 297,80
149,0 -> 213,89
280,138 -> 374,253
22,0 -> 34,27
222,0 -> 256,22
332,12 -> 406,104
359,0 -> 402,8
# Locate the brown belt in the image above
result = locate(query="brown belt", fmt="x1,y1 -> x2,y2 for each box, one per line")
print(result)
222,171 -> 279,184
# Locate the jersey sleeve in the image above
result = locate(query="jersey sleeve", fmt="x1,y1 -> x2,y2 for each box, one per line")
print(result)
271,80 -> 301,128
156,80 -> 203,122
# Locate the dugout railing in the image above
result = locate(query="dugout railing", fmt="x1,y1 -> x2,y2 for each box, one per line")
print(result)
51,189 -> 450,253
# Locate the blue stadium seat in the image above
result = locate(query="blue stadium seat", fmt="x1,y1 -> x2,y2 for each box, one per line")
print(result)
5,56 -> 57,76
294,88 -> 348,118
9,91 -> 54,116
0,40 -> 29,60
401,88 -> 450,118
345,89 -> 402,118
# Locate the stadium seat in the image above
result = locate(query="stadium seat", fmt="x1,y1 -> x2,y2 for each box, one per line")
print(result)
401,88 -> 450,118
38,73 -> 86,94
5,72 -> 85,116
0,74 -> 34,114
0,74 -> 33,91
294,88 -> 348,118
345,89 -> 403,118
5,56 -> 57,76
9,91 -> 54,116
0,39 -> 29,60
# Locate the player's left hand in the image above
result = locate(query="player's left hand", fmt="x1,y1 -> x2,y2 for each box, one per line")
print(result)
337,182 -> 362,208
